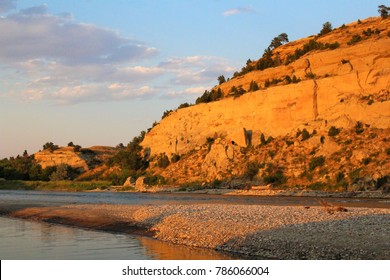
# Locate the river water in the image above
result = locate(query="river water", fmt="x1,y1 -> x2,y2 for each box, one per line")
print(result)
0,190 -> 388,259
0,216 -> 233,260
1,189 -> 389,208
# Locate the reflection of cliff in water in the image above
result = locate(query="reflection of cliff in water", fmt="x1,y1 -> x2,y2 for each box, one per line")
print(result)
0,217 -> 233,260
139,236 -> 235,260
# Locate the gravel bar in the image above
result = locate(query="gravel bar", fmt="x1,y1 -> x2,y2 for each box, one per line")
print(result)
1,203 -> 389,259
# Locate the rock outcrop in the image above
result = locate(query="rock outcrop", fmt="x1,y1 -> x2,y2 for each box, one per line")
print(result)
141,17 -> 390,189
142,17 -> 390,158
34,146 -> 116,172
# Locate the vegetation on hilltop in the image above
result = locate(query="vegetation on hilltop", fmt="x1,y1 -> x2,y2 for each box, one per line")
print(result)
0,154 -> 80,181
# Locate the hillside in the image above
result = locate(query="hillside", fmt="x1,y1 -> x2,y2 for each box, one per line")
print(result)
141,17 -> 390,191
33,146 -> 117,180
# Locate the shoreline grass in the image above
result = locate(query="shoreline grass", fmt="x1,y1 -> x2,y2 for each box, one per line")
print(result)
0,180 -> 111,192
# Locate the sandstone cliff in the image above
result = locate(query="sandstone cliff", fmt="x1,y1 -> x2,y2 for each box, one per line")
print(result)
141,17 -> 390,189
142,17 -> 390,157
34,146 -> 116,172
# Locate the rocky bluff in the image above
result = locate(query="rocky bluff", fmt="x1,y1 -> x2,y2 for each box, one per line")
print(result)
142,17 -> 390,189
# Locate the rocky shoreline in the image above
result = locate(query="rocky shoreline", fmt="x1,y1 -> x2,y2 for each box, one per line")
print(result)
1,202 -> 389,259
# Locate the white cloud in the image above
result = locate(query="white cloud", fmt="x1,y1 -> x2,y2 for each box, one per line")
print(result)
0,10 -> 157,65
222,6 -> 255,17
18,83 -> 157,105
0,0 -> 16,13
19,4 -> 48,15
159,56 -> 236,85
0,4 -> 237,105
166,86 -> 209,98
159,56 -> 205,69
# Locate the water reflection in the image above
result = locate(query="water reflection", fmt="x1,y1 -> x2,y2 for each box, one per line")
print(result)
1,189 -> 388,208
139,236 -> 234,260
0,217 -> 232,260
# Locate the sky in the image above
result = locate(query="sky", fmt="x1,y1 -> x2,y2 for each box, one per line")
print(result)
0,0 -> 384,158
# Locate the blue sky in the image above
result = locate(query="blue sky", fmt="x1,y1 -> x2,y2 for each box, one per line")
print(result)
0,0 -> 383,158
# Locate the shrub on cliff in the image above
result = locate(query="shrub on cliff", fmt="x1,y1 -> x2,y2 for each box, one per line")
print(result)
301,129 -> 311,141
171,154 -> 181,163
347,35 -> 362,45
49,164 -> 74,181
156,153 -> 170,169
263,170 -> 286,185
195,89 -> 223,104
263,164 -> 287,186
245,162 -> 261,180
248,80 -> 259,92
162,109 -> 173,119
319,22 -> 333,36
43,142 -> 59,152
177,102 -> 190,109
309,156 -> 326,171
217,75 -> 226,85
108,131 -> 146,171
328,126 -> 340,137
269,33 -> 289,50
378,4 -> 390,18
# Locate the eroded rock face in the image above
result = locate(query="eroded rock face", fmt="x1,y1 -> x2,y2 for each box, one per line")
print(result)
34,146 -> 116,173
135,177 -> 149,191
34,147 -> 89,171
201,139 -> 240,181
123,177 -> 136,187
142,17 -> 390,158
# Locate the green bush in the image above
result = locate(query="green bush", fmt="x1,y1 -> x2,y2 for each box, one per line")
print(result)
305,72 -> 316,79
263,170 -> 286,185
336,172 -> 348,188
375,175 -> 389,192
108,131 -> 146,171
378,5 -> 390,19
355,121 -> 364,134
157,153 -> 170,168
349,168 -> 361,183
269,33 -> 289,50
171,154 -> 181,163
328,126 -> 340,136
217,75 -> 226,85
285,40 -> 340,65
162,110 -> 173,119
245,162 -> 261,180
362,157 -> 371,165
307,182 -> 327,190
248,80 -> 259,92
309,156 -> 326,171
260,133 -> 273,145
292,75 -> 301,83
319,21 -> 333,36
347,34 -> 362,45
148,175 -> 166,185
177,103 -> 190,109
301,129 -> 310,141
43,142 -> 59,152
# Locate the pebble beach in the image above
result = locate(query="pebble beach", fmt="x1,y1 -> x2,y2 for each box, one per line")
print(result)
2,202 -> 389,259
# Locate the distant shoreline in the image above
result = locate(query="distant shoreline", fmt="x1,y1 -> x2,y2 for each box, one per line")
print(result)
1,179 -> 389,199
0,201 -> 389,259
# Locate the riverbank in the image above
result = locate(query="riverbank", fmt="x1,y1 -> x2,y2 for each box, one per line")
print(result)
2,180 -> 390,199
0,202 -> 389,259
